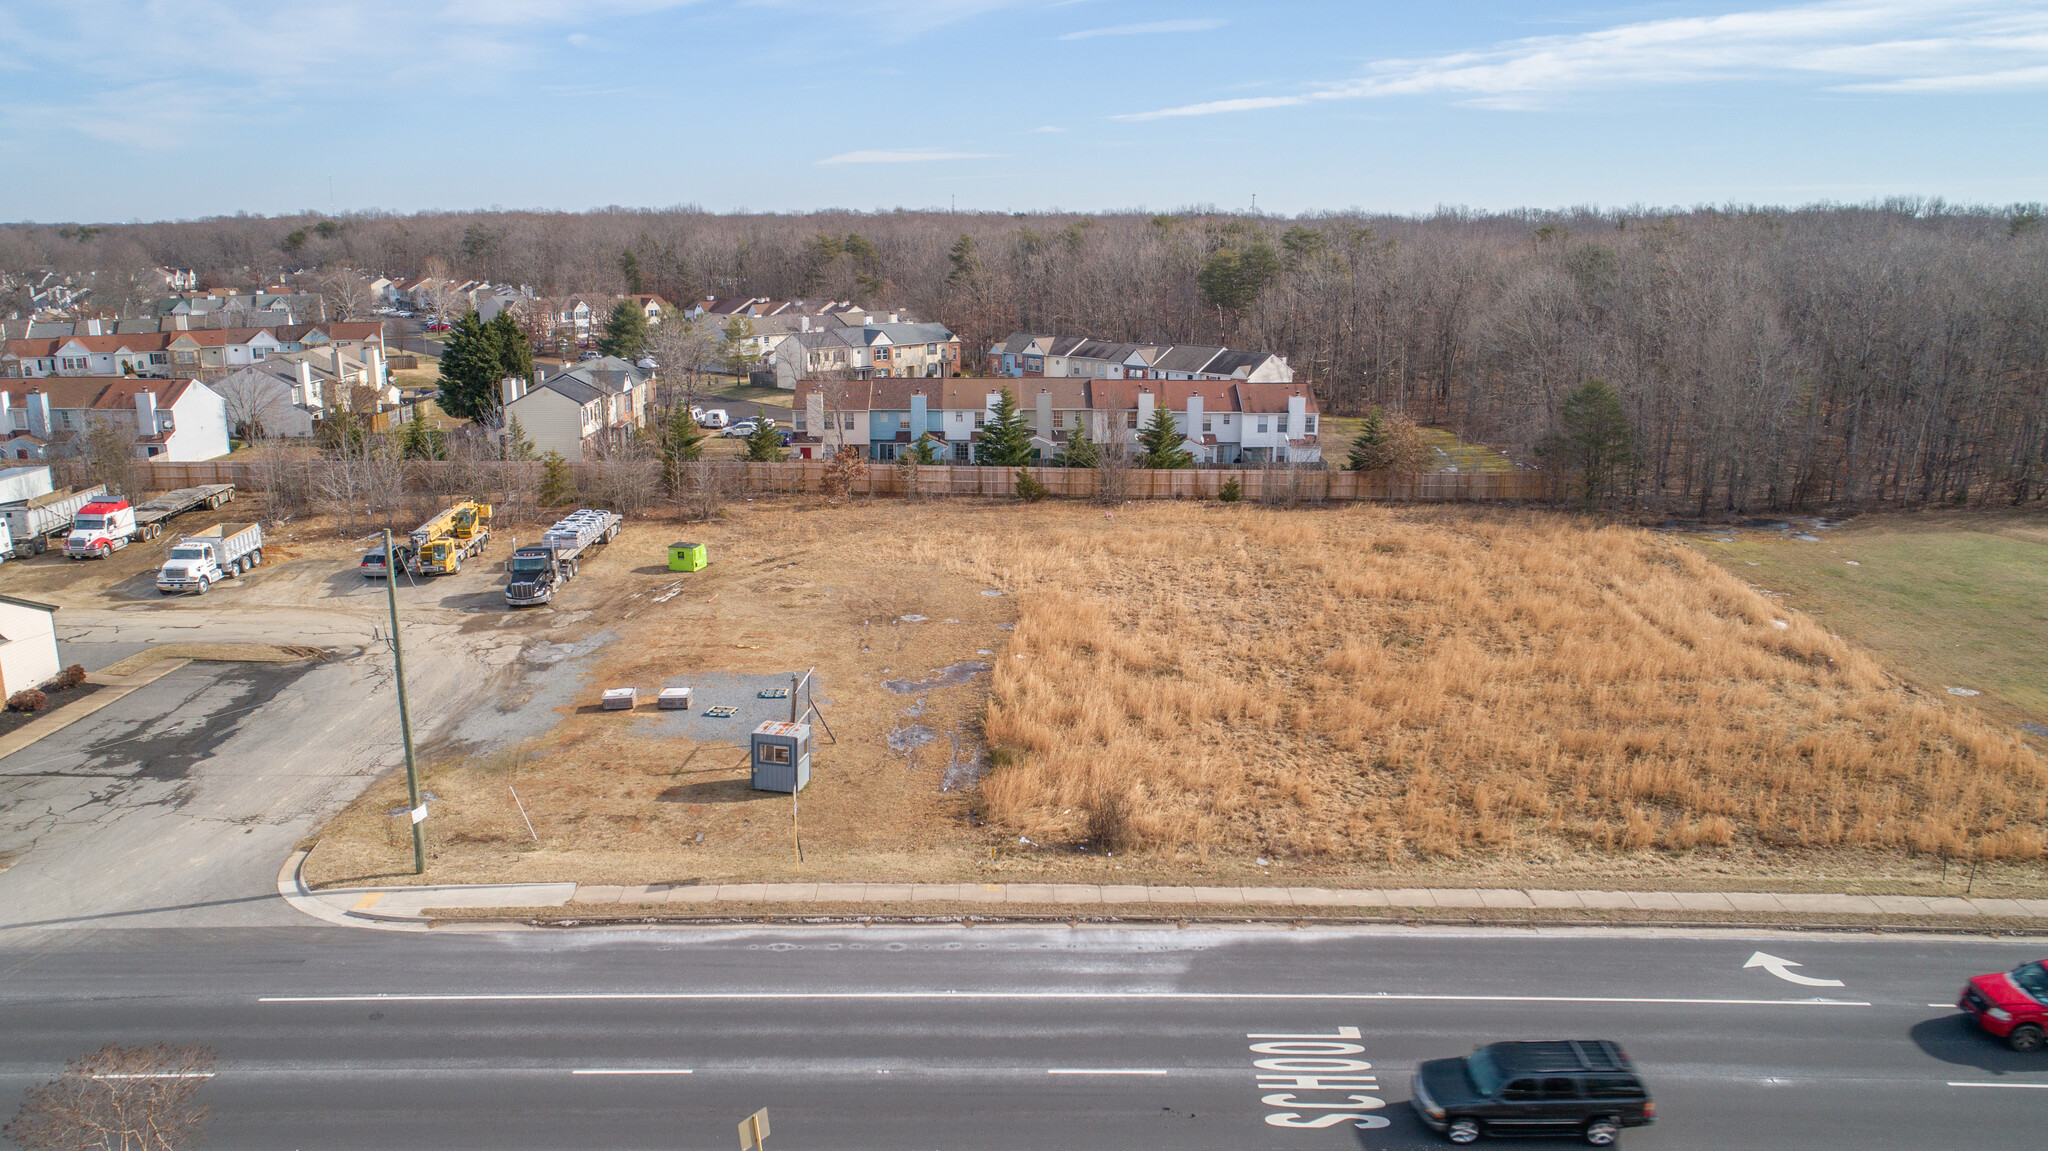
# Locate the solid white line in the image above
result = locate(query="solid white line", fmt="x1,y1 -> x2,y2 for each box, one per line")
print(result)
1949,1081 -> 2048,1090
571,1069 -> 693,1076
91,1073 -> 215,1080
259,991 -> 1869,1007
1048,1068 -> 1169,1076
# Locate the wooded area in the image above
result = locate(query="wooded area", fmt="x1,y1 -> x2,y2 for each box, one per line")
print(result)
7,200 -> 2044,512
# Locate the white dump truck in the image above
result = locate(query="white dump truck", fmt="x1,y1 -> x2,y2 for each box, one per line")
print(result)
1,484 -> 106,558
155,522 -> 265,595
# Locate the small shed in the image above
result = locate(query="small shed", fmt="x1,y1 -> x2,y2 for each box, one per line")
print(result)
749,721 -> 811,793
0,594 -> 60,699
668,541 -> 708,572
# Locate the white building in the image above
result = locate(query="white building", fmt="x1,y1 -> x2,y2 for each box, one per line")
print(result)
0,594 -> 61,700
0,378 -> 232,462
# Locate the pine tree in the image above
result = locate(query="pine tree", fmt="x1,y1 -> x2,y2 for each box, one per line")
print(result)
486,309 -> 533,387
538,451 -> 574,506
975,387 -> 1034,467
1058,422 -> 1100,468
398,414 -> 444,460
436,311 -> 500,422
597,300 -> 650,359
503,415 -> 535,461
1137,404 -> 1193,469
1544,378 -> 1634,503
665,403 -> 705,468
1347,407 -> 1390,471
909,432 -> 941,464
743,418 -> 786,462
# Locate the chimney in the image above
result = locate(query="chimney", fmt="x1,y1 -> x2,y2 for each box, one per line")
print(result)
1136,388 -> 1155,431
910,390 -> 928,439
889,312 -> 899,323
173,314 -> 189,331
0,392 -> 12,433
85,317 -> 102,336
27,391 -> 50,438
1286,392 -> 1306,439
800,315 -> 810,333
1034,388 -> 1052,440
135,389 -> 159,435
1186,392 -> 1203,440
502,377 -> 520,407
297,360 -> 316,408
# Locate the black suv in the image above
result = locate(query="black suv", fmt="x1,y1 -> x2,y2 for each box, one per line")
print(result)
1411,1040 -> 1654,1145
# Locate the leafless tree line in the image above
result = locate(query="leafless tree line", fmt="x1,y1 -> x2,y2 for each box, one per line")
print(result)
8,198 -> 2045,511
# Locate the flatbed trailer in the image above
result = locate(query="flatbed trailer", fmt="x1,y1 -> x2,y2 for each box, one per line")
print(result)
130,485 -> 236,540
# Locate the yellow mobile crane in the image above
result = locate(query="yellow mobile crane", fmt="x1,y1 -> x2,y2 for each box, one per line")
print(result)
406,500 -> 492,576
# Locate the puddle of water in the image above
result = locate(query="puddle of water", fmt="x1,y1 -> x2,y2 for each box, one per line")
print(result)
883,661 -> 992,695
899,614 -> 928,623
941,733 -> 987,791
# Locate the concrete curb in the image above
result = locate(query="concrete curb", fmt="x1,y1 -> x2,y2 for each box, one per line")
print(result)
275,848 -> 428,933
0,659 -> 191,762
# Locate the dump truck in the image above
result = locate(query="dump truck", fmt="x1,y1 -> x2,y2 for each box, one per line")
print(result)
65,484 -> 236,557
155,522 -> 264,595
404,499 -> 492,576
2,484 -> 107,558
505,508 -> 621,607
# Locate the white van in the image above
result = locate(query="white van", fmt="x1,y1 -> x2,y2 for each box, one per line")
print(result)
698,408 -> 730,429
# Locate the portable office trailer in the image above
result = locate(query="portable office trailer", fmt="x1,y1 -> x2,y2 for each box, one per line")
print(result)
749,721 -> 811,793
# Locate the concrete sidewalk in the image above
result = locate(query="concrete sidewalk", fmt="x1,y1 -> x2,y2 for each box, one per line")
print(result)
277,853 -> 2048,928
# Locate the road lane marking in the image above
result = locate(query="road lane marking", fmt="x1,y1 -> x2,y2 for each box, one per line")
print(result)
572,1069 -> 693,1076
1949,1081 -> 2048,1090
259,992 -> 1869,1007
1744,951 -> 1845,988
91,1073 -> 215,1080
1047,1068 -> 1168,1075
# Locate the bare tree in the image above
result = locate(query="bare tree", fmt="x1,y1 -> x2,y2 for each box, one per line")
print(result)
314,267 -> 375,321
81,415 -> 140,500
4,1043 -> 215,1151
644,310 -> 720,409
213,368 -> 294,441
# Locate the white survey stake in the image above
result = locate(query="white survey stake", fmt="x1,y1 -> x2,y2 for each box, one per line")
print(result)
1744,951 -> 1845,987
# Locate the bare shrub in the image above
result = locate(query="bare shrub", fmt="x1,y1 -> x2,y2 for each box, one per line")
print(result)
3,1043 -> 215,1151
7,689 -> 48,712
820,446 -> 868,500
53,664 -> 87,690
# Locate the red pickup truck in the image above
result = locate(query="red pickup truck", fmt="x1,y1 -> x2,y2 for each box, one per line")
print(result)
1959,960 -> 2048,1051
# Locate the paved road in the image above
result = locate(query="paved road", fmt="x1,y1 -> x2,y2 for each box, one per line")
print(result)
3,924 -> 2044,1149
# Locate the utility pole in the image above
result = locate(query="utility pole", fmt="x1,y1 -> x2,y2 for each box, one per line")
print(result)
384,529 -> 426,874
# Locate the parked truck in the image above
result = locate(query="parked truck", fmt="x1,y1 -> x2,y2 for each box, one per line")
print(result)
64,484 -> 235,559
504,509 -> 621,607
2,484 -> 107,558
155,523 -> 265,595
405,500 -> 492,576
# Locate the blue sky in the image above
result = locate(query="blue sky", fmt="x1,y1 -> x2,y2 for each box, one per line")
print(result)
2,0 -> 2044,222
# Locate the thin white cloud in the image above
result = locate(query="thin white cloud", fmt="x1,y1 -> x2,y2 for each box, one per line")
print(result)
817,149 -> 1000,164
1061,17 -> 1224,41
1115,1 -> 2048,120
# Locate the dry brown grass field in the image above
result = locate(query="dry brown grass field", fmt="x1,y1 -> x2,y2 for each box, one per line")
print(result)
306,499 -> 2048,893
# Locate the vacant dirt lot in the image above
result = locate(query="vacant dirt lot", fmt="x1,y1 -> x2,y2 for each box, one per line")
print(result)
305,499 -> 2048,895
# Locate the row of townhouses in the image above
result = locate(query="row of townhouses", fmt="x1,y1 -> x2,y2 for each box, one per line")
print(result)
987,333 -> 1295,384
791,376 -> 1321,465
208,346 -> 403,440
0,378 -> 231,462
498,356 -> 654,462
2,320 -> 389,381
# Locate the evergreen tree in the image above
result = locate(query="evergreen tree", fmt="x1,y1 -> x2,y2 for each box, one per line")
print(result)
398,414 -> 446,460
486,309 -> 533,387
1137,404 -> 1194,469
1347,407 -> 1390,471
503,415 -> 535,461
974,387 -> 1034,467
597,300 -> 650,359
664,403 -> 705,469
436,311 -> 500,422
1058,422 -> 1100,468
1196,240 -> 1281,311
538,451 -> 574,506
1543,379 -> 1634,503
743,418 -> 786,462
908,432 -> 941,465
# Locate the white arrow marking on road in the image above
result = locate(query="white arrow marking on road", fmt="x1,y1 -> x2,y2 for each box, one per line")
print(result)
1744,951 -> 1844,987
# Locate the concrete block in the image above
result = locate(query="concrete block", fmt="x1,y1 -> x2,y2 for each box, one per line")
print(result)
1287,888 -> 1348,906
1192,887 -> 1246,904
1968,898 -> 2030,917
1722,892 -> 1785,912
863,884 -> 916,902
1241,888 -> 1294,905
811,883 -> 867,901
1383,888 -> 1439,908
1145,886 -> 1198,904
713,884 -> 767,901
1870,896 -> 1932,914
1776,894 -> 1881,914
1428,889 -> 1486,908
1626,892 -> 1685,910
774,883 -> 819,902
1004,884 -> 1058,903
1576,891 -> 1637,909
1924,897 -> 1981,915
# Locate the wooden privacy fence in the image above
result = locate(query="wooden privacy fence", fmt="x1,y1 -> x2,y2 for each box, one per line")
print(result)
143,459 -> 1570,503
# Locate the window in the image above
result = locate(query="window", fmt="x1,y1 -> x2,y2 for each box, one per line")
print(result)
762,744 -> 791,765
1125,411 -> 1138,429
842,414 -> 856,430
926,343 -> 937,355
955,411 -> 965,422
150,352 -> 167,365
1501,1079 -> 1540,1101
974,411 -> 986,429
1583,1077 -> 1645,1100
253,348 -> 267,359
1257,416 -> 1270,434
1541,1078 -> 1578,1099
953,441 -> 970,462
1306,414 -> 1318,434
1202,415 -> 1212,432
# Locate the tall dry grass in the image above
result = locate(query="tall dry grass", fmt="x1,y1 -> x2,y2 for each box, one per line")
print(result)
927,504 -> 2048,864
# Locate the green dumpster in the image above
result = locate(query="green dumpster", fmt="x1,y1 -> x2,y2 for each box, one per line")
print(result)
668,541 -> 708,572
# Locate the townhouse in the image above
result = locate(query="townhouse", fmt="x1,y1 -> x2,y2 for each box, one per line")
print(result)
769,318 -> 961,388
0,377 -> 230,462
500,356 -> 652,461
987,333 -> 1294,385
790,376 -> 1320,464
1,320 -> 387,380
